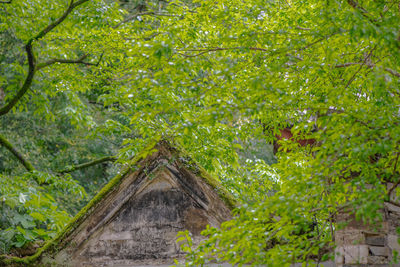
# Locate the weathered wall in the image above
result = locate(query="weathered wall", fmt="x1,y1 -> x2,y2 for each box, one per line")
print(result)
335,184 -> 400,267
76,174 -> 213,266
40,152 -> 232,266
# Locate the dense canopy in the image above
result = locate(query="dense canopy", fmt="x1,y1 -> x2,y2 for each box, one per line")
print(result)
0,0 -> 399,265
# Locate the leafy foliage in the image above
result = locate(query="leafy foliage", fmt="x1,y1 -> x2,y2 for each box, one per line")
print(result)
0,0 -> 399,265
0,171 -> 85,253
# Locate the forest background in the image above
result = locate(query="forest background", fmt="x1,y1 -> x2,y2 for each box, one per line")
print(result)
0,0 -> 399,265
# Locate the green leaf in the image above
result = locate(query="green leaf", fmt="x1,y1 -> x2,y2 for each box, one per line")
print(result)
29,212 -> 46,222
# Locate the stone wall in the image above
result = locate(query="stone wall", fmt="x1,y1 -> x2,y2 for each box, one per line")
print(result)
335,184 -> 400,266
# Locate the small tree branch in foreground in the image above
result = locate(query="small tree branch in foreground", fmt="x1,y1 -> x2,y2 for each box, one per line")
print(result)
36,54 -> 88,70
36,53 -> 104,71
58,156 -> 116,174
0,133 -> 35,172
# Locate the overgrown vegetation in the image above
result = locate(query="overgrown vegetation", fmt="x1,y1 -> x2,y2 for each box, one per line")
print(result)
1,0 -> 399,265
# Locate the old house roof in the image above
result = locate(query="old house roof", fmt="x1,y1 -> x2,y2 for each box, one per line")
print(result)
1,139 -> 236,266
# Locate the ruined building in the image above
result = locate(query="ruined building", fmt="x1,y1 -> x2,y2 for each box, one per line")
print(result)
3,140 -> 234,266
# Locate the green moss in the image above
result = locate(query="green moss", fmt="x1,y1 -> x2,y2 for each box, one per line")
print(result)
0,138 -> 237,266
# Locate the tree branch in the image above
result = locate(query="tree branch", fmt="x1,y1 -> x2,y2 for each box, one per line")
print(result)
335,62 -> 400,79
344,46 -> 376,89
0,133 -> 35,172
347,0 -> 378,25
178,46 -> 269,57
178,33 -> 338,58
36,53 -> 104,71
0,41 -> 35,116
297,37 -> 327,52
58,156 -> 116,174
34,0 -> 89,41
295,26 -> 311,31
347,0 -> 369,14
36,54 -> 87,70
335,62 -> 365,68
114,11 -> 179,28
388,152 -> 400,196
0,0 -> 89,117
384,67 -> 400,78
114,11 -> 152,28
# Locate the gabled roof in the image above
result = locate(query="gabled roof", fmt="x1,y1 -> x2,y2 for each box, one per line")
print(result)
1,139 -> 236,266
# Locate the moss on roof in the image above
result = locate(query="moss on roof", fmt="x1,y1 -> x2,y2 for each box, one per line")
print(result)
0,138 -> 236,266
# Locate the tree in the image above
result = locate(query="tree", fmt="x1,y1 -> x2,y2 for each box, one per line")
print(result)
0,0 -> 124,252
1,0 -> 399,264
